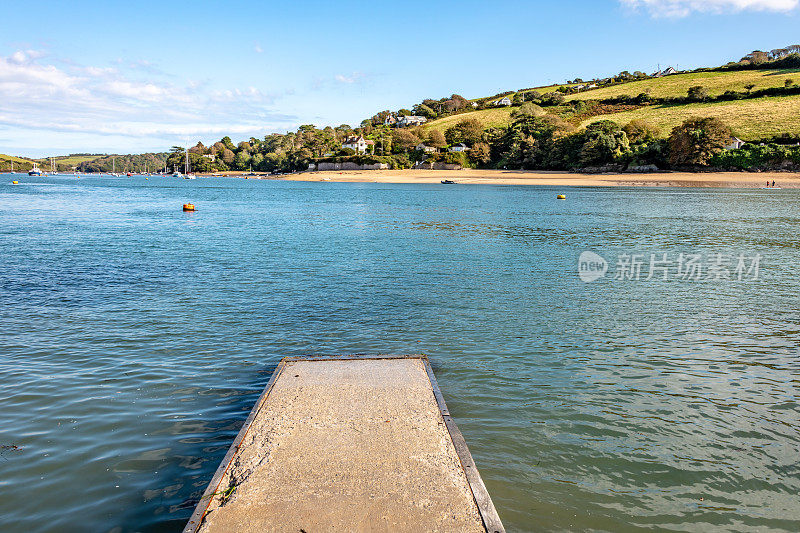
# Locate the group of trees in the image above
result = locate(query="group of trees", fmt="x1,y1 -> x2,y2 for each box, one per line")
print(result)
424,102 -> 739,171
739,45 -> 800,65
720,44 -> 800,71
77,153 -> 169,173
163,125 -> 368,174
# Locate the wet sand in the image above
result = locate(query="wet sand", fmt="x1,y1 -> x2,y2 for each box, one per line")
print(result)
276,169 -> 800,188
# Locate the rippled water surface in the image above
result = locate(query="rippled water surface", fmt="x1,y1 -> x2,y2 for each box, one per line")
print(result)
1,173 -> 799,532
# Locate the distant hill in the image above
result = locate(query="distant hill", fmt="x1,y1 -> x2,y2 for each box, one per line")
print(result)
0,154 -> 36,172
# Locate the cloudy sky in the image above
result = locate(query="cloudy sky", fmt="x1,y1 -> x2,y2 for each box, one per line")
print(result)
1,0 -> 799,157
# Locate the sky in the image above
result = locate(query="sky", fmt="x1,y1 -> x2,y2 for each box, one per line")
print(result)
1,0 -> 799,157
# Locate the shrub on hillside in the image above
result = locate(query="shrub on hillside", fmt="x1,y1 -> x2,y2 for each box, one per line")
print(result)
578,120 -> 630,167
623,120 -> 660,143
687,86 -> 709,101
668,117 -> 732,166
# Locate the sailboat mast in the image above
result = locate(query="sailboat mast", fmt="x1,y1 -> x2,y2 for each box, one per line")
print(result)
185,148 -> 189,174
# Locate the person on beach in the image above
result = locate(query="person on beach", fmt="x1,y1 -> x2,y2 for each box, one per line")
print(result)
772,180 -> 776,187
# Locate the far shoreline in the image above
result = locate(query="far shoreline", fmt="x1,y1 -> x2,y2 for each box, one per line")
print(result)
223,168 -> 800,188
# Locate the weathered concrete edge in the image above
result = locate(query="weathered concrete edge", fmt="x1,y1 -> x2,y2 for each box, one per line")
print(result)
182,359 -> 288,533
183,354 -> 505,533
423,358 -> 506,533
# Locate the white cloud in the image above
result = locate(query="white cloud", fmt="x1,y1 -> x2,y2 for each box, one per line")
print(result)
621,0 -> 799,17
334,72 -> 366,84
0,50 -> 297,154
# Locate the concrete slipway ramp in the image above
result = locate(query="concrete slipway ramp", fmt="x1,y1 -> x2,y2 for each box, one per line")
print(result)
184,355 -> 504,533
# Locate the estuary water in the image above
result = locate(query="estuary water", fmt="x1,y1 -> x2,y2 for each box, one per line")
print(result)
0,173 -> 798,532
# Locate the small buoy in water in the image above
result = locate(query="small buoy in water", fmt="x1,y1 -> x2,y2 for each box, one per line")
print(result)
557,194 -> 566,200
183,203 -> 195,211
12,180 -> 19,184
145,177 -> 149,180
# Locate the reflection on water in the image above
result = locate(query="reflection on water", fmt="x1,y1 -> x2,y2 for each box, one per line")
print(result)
0,174 -> 798,532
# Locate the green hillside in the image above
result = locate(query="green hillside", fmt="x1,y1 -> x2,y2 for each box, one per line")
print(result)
422,68 -> 800,141
425,107 -> 515,134
567,69 -> 800,101
579,94 -> 800,140
0,154 -> 36,172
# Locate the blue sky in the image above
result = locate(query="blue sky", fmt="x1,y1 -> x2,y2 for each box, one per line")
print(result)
2,0 -> 799,157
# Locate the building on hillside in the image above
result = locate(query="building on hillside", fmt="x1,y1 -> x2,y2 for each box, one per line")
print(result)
724,137 -> 746,151
492,97 -> 512,107
471,101 -> 479,108
448,143 -> 469,153
397,115 -> 427,127
416,143 -> 437,153
202,154 -> 216,162
342,135 -> 375,154
384,114 -> 397,126
652,66 -> 677,77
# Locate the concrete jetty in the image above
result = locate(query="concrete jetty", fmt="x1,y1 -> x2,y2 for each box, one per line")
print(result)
184,355 -> 504,533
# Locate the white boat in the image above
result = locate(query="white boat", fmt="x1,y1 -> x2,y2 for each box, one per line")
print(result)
28,163 -> 42,176
182,146 -> 196,179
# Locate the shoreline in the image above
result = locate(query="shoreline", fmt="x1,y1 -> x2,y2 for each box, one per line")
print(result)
274,168 -> 800,188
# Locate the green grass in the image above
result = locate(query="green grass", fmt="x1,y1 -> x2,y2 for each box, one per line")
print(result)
50,154 -> 103,165
424,69 -> 800,141
0,154 -> 34,164
567,69 -> 800,101
580,94 -> 800,140
424,107 -> 515,133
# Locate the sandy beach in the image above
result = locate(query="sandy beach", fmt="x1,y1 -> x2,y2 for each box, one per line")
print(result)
274,168 -> 800,188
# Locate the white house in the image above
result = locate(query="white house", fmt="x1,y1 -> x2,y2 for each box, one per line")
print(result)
416,143 -> 437,153
652,66 -> 677,77
202,154 -> 216,162
471,102 -> 479,108
493,97 -> 512,107
724,137 -> 746,151
448,143 -> 469,153
342,135 -> 374,154
397,115 -> 427,127
384,114 -> 397,126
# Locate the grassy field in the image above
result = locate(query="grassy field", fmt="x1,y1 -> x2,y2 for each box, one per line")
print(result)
423,69 -> 800,140
43,154 -> 104,166
580,94 -> 800,140
567,69 -> 800,101
0,154 -> 34,163
424,107 -> 515,133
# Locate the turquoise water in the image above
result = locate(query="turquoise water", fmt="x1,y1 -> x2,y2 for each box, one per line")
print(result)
1,173 -> 798,532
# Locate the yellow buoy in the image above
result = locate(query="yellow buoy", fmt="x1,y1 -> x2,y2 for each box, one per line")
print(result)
145,177 -> 149,180
557,194 -> 566,200
183,203 -> 195,211
12,180 -> 19,185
